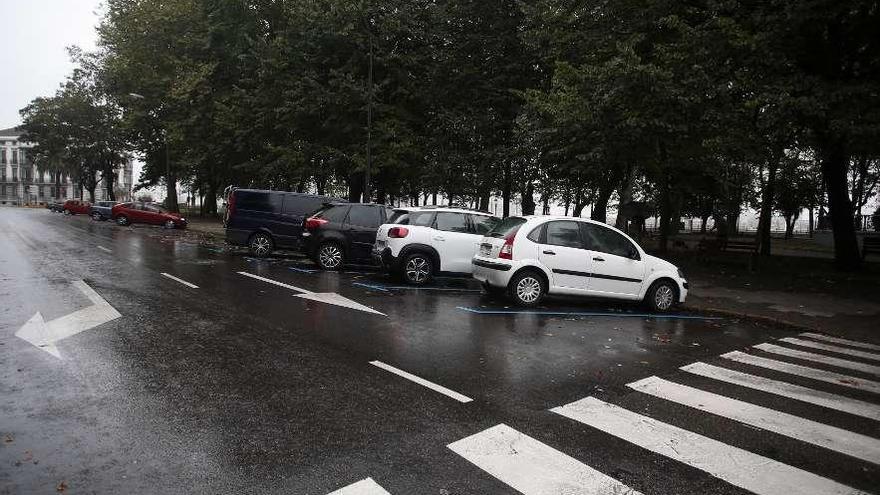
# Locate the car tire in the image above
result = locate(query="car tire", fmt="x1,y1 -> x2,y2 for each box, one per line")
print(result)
92,212 -> 102,221
116,215 -> 130,226
402,252 -> 433,286
249,233 -> 273,258
63,209 -> 71,215
646,280 -> 678,313
508,270 -> 545,307
316,242 -> 345,270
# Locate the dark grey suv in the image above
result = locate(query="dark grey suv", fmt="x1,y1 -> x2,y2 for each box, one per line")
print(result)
224,188 -> 345,257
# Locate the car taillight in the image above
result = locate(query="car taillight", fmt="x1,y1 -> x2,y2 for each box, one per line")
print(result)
304,217 -> 329,230
388,227 -> 409,238
498,228 -> 520,260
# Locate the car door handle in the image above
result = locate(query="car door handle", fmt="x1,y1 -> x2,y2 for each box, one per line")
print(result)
593,257 -> 605,262
542,250 -> 556,255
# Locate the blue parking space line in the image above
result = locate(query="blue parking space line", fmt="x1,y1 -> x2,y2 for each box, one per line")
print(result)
353,282 -> 482,293
456,306 -> 722,320
353,282 -> 393,292
289,266 -> 319,274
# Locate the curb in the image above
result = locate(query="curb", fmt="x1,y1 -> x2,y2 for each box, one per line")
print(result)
683,303 -> 818,333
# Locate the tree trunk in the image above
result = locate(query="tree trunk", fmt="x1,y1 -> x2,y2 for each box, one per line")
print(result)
757,160 -> 778,256
104,164 -> 116,201
784,215 -> 794,239
821,140 -> 861,270
658,178 -> 672,253
700,215 -> 709,234
614,166 -> 635,229
348,171 -> 364,203
591,185 -> 613,223
165,172 -> 179,213
502,161 -> 511,217
521,183 -> 536,216
808,207 -> 814,238
205,182 -> 218,216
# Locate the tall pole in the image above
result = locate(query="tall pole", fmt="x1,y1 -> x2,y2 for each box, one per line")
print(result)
364,32 -> 373,204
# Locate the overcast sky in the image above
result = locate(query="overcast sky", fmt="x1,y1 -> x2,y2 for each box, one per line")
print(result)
1,0 -> 102,129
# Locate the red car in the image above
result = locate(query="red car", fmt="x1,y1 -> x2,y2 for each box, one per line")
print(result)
62,200 -> 91,215
111,202 -> 187,229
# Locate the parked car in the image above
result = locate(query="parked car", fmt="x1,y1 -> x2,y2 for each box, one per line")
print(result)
471,216 -> 688,312
224,188 -> 345,257
111,202 -> 187,229
62,200 -> 91,215
47,201 -> 64,212
373,206 -> 501,285
302,203 -> 397,269
90,201 -> 119,221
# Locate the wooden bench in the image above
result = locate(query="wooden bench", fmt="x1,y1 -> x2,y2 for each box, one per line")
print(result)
723,238 -> 759,271
864,236 -> 880,260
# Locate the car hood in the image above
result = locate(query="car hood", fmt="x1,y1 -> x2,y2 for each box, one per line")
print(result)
643,253 -> 678,274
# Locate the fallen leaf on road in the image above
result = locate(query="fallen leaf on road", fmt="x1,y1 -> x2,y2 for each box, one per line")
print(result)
3,434 -> 13,444
56,481 -> 68,492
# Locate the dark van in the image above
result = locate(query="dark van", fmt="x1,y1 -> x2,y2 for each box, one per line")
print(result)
224,188 -> 346,257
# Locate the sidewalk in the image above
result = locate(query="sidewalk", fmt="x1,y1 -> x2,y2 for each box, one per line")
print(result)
684,281 -> 880,342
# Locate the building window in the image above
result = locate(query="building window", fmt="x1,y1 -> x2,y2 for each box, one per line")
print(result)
12,168 -> 18,181
50,187 -> 55,198
11,150 -> 18,165
1,185 -> 5,196
0,150 -> 6,164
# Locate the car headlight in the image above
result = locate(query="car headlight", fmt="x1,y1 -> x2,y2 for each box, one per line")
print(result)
180,218 -> 186,222
677,267 -> 685,279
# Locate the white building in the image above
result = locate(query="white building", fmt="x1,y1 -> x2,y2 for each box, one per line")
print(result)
0,126 -> 133,205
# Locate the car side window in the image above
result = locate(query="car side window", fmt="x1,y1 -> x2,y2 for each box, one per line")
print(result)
236,192 -> 274,212
316,205 -> 349,223
283,195 -> 322,216
544,221 -> 584,248
582,223 -> 639,259
471,215 -> 501,235
408,211 -> 434,226
346,206 -> 383,228
527,225 -> 544,242
434,212 -> 470,233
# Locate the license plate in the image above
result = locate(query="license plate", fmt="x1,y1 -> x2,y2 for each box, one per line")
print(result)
376,240 -> 386,249
480,244 -> 492,256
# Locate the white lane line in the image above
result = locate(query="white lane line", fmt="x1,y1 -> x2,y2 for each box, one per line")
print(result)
551,397 -> 869,495
237,271 -> 311,294
327,477 -> 390,495
447,423 -> 642,495
754,343 -> 880,375
721,351 -> 880,395
97,245 -> 111,253
681,362 -> 880,421
160,272 -> 199,289
779,337 -> 880,362
627,376 -> 880,464
369,361 -> 472,403
800,333 -> 880,352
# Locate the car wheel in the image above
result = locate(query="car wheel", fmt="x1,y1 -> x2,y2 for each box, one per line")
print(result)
92,212 -> 102,221
164,220 -> 176,229
508,270 -> 545,307
316,242 -> 344,270
402,252 -> 433,285
646,280 -> 678,313
116,215 -> 130,226
249,233 -> 273,257
63,209 -> 71,215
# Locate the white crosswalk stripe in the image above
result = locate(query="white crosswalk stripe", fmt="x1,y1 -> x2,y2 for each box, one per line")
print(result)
754,343 -> 880,375
779,337 -> 880,362
681,361 -> 880,420
628,376 -> 880,463
799,333 -> 880,352
551,397 -> 870,495
327,477 -> 391,495
720,351 -> 880,395
448,423 -> 642,495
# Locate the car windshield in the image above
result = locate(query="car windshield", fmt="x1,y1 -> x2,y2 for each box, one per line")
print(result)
486,216 -> 526,238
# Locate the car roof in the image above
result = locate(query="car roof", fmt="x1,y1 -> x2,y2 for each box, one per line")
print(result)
233,188 -> 346,201
415,205 -> 496,216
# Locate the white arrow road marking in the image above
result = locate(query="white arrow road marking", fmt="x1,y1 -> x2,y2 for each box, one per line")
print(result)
237,271 -> 385,316
327,478 -> 391,495
15,280 -> 121,359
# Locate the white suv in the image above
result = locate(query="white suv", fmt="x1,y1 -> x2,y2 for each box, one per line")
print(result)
471,216 -> 688,312
373,207 -> 501,285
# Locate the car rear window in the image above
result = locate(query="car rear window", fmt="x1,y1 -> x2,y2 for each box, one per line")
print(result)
314,204 -> 350,223
486,217 -> 526,238
388,209 -> 410,224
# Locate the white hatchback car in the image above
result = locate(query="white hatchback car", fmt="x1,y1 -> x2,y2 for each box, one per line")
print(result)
471,216 -> 688,312
373,206 -> 501,285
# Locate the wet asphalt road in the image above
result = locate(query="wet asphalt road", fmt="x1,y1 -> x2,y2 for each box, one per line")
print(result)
1,207 -> 878,495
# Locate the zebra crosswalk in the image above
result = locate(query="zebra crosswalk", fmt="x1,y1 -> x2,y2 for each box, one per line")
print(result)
327,332 -> 880,494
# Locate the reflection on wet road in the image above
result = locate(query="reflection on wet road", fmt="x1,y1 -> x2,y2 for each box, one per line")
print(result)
2,208 -> 878,495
